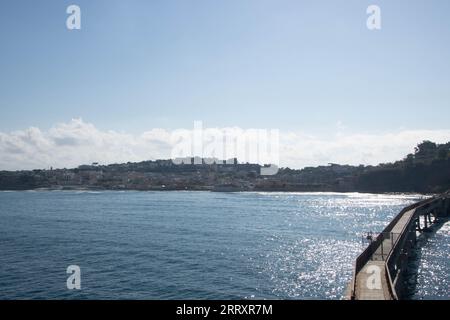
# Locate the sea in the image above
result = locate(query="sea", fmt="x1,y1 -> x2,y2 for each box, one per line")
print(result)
0,191 -> 448,300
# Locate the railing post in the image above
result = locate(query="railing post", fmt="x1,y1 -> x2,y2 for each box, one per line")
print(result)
390,232 -> 393,247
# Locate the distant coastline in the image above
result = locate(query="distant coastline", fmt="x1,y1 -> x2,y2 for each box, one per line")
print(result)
0,187 -> 434,196
1,141 -> 449,194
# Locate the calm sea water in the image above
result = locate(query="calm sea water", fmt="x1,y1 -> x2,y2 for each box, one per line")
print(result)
0,191 -> 448,300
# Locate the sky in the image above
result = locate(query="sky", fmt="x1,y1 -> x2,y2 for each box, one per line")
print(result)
0,0 -> 449,170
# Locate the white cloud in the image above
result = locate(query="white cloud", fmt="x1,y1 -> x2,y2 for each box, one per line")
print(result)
0,118 -> 448,170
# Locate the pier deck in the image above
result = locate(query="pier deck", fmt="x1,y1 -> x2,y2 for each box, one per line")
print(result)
349,192 -> 450,300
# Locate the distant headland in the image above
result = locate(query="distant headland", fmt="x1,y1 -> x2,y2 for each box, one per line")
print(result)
0,141 -> 449,193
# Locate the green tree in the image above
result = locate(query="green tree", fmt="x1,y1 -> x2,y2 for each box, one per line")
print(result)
414,141 -> 437,162
405,153 -> 415,166
438,147 -> 449,160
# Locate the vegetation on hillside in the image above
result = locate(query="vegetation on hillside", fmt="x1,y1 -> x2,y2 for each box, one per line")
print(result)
0,141 -> 449,193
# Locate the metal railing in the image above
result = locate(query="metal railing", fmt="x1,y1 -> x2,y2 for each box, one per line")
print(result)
370,232 -> 401,261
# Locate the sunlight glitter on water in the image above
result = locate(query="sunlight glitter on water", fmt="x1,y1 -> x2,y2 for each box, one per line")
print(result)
0,191 -> 446,299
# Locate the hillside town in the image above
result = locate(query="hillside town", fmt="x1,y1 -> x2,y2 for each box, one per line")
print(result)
0,141 -> 449,193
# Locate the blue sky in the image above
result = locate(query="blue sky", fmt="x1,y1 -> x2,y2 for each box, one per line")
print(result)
0,1 -> 449,169
1,0 -> 449,133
